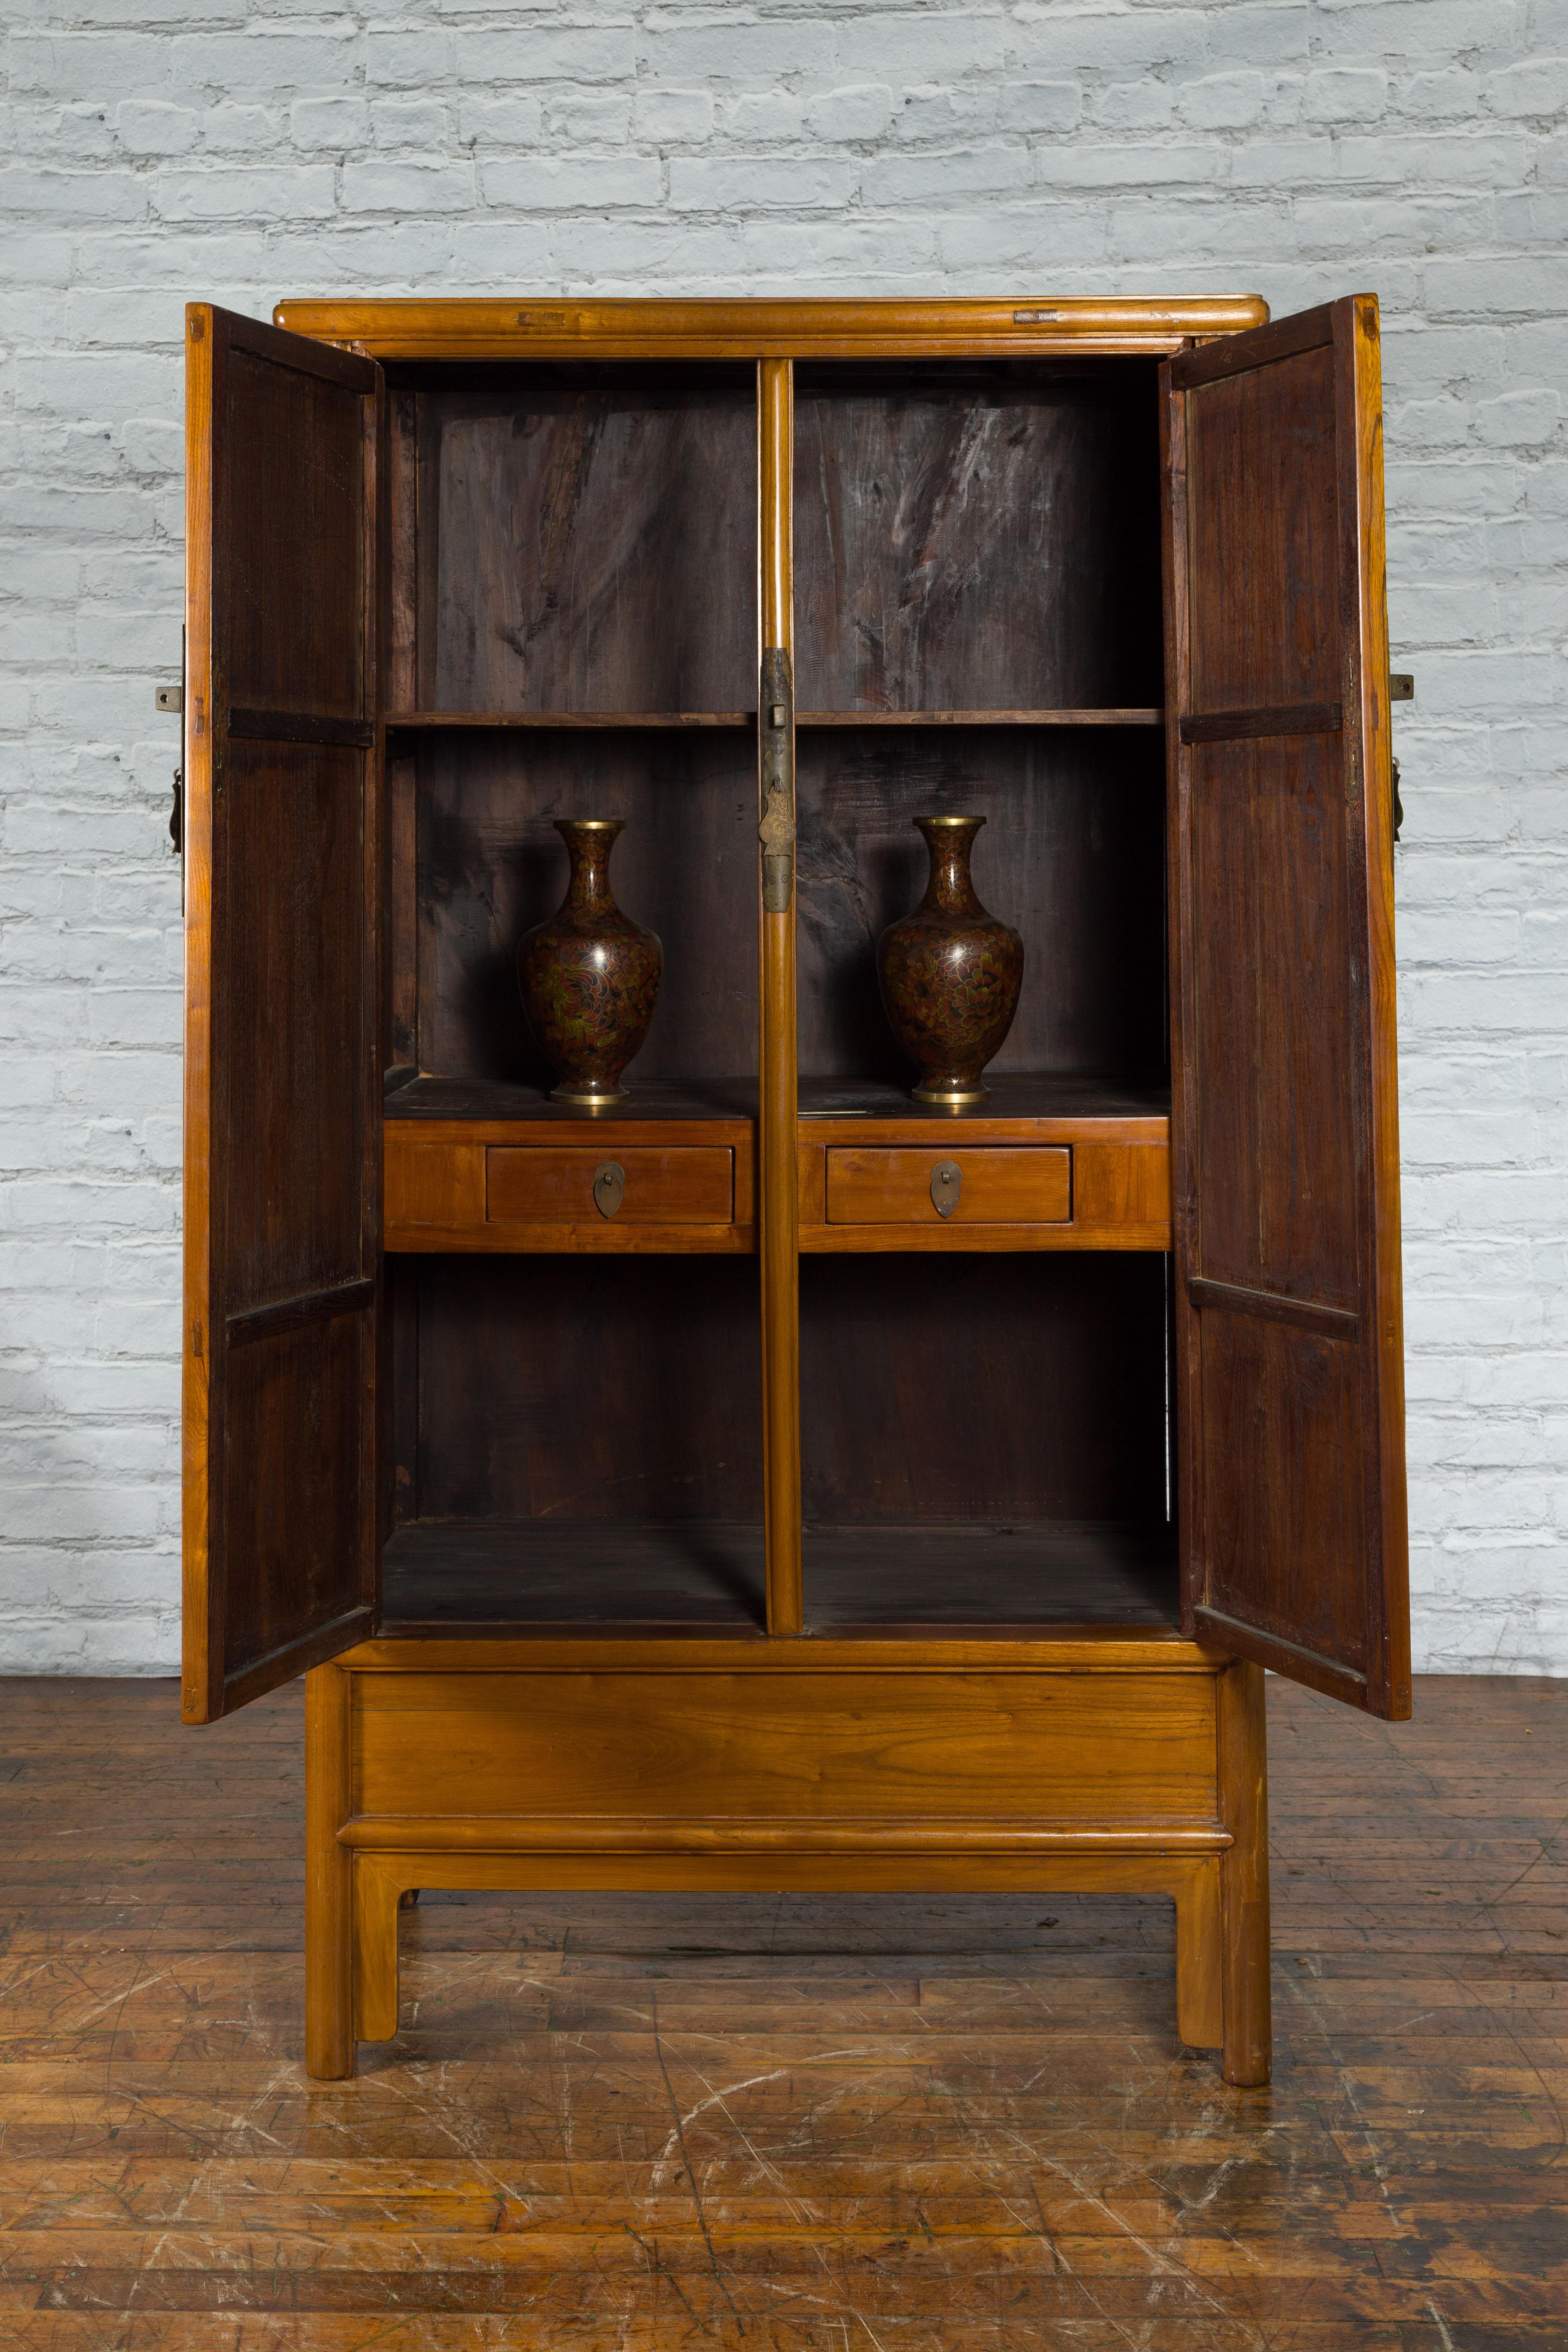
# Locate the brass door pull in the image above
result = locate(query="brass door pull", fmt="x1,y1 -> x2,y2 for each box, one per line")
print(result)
931,1160 -> 962,1216
593,1162 -> 625,1217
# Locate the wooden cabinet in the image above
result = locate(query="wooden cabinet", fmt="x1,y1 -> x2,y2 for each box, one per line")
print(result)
180,294 -> 1407,2087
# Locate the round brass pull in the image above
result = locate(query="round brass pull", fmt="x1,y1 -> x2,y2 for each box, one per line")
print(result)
931,1159 -> 962,1217
593,1161 -> 626,1218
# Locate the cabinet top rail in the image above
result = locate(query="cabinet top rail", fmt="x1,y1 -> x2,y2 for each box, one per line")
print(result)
271,294 -> 1270,362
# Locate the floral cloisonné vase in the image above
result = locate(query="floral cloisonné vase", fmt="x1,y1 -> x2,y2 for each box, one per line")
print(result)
876,814 -> 1023,1108
518,819 -> 662,1106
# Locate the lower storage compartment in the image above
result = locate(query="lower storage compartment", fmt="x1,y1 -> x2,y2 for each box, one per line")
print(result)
801,1250 -> 1170,1524
383,1250 -> 1178,1635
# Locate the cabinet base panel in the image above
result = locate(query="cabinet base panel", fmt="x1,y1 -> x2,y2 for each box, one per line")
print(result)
306,1644 -> 1270,2089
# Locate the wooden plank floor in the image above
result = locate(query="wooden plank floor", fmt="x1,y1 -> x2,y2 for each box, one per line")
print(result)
0,1674 -> 1563,2349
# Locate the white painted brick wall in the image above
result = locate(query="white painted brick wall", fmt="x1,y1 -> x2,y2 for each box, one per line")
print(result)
3,0 -> 1565,1675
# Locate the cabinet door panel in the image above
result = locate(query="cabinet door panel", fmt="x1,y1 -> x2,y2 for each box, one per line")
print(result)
1189,731 -> 1358,1310
183,306 -> 383,1722
1165,296 -> 1409,1718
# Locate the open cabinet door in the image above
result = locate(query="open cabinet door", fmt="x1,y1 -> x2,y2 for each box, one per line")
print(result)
182,306 -> 383,1722
1164,295 -> 1410,1719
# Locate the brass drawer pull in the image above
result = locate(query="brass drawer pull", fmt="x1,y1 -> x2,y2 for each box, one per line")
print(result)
931,1160 -> 962,1217
593,1161 -> 625,1218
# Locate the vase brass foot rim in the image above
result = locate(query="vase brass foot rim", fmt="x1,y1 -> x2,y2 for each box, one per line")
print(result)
912,1081 -> 990,1107
549,1082 -> 629,1107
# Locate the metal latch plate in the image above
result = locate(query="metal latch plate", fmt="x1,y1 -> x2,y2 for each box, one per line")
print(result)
931,1160 -> 962,1217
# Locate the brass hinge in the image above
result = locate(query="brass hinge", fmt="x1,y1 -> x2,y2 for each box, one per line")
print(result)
1389,674 -> 1411,841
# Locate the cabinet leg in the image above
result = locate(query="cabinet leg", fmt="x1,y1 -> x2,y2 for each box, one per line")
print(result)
1175,1856 -> 1223,2049
304,1665 -> 355,2081
353,1855 -> 403,2044
1218,1658 -> 1271,2087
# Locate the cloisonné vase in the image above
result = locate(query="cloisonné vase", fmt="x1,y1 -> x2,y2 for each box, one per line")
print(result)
518,819 -> 662,1106
876,815 -> 1023,1108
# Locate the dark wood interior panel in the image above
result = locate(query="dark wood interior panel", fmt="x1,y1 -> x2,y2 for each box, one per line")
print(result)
416,364 -> 756,713
407,1255 -> 763,1523
376,1517 -> 1177,1632
805,1522 -> 1177,1629
1197,1310 -> 1366,1670
1185,341 -> 1338,714
388,750 -> 418,1068
794,362 -> 1163,713
224,347 -> 366,719
800,1253 -> 1168,1523
1190,734 -> 1357,1310
796,730 -> 1166,1084
223,1319 -> 364,1662
223,739 -> 366,1312
381,1521 -> 765,1630
415,733 -> 759,1087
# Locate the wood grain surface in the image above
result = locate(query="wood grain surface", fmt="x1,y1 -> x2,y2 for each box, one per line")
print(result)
181,306 -> 382,1723
273,293 -> 1272,360
414,364 -> 756,715
823,1144 -> 1072,1225
758,356 -> 802,1642
1164,296 -> 1410,1718
793,361 -> 1164,714
0,1672 -> 1560,2343
486,1144 -> 735,1226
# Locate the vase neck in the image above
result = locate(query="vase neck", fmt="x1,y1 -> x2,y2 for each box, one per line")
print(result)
558,822 -> 621,915
918,820 -> 984,916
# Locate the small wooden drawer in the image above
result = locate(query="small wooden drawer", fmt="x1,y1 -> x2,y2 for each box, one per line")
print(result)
487,1146 -> 733,1226
825,1146 -> 1071,1226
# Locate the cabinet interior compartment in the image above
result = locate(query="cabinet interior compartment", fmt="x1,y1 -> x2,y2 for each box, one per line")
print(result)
793,359 -> 1164,714
377,346 -> 1179,1638
795,726 -> 1168,1089
400,730 -> 760,1094
799,1252 -> 1176,1629
381,1254 -> 765,1630
396,360 -> 757,716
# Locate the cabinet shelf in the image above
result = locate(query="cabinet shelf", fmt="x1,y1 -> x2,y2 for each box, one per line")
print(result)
387,711 -> 753,730
385,1073 -> 757,1125
798,709 -> 1164,728
804,1522 -> 1179,1632
385,709 -> 1164,731
378,1518 -> 1178,1636
382,1521 -> 766,1633
798,1072 -> 1168,1133
385,1072 -> 1167,1133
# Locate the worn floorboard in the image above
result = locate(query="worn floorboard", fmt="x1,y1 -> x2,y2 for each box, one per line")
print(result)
0,1674 -> 1563,2348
